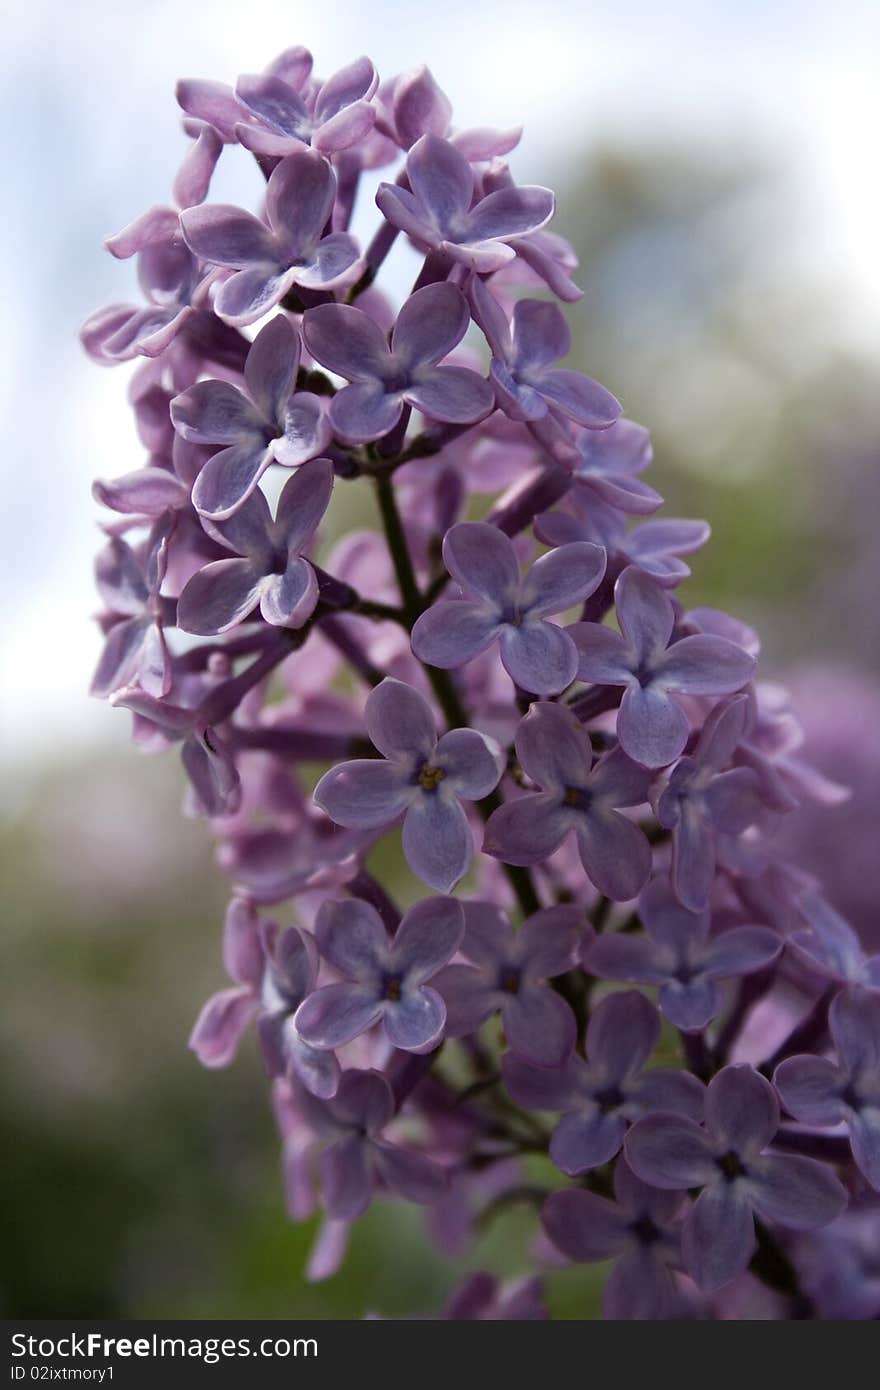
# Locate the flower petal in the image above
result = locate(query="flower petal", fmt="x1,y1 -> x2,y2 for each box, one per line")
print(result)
394,895 -> 465,984
177,558 -> 265,635
576,810 -> 652,902
618,683 -> 689,768
406,365 -> 494,424
402,793 -> 473,892
747,1154 -> 847,1230
586,990 -> 660,1082
514,699 -> 593,789
773,1056 -> 847,1127
625,1113 -> 716,1189
384,986 -> 446,1051
314,758 -> 414,828
294,983 -> 384,1049
499,620 -> 578,695
682,1184 -> 755,1292
365,678 -> 436,762
542,1188 -> 627,1262
433,727 -> 504,800
502,986 -> 576,1067
442,522 -> 519,605
302,301 -> 389,380
551,1107 -> 626,1174
705,1065 -> 778,1155
482,791 -> 571,866
411,600 -> 500,669
392,282 -> 469,366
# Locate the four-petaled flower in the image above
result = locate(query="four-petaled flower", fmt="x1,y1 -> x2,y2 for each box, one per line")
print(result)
570,417 -> 662,514
586,876 -> 781,1032
469,276 -> 620,428
542,1159 -> 687,1321
536,494 -> 710,589
295,895 -> 464,1053
775,986 -> 880,1192
786,893 -> 880,989
656,694 -> 766,911
171,314 -> 330,519
437,901 -> 581,1066
91,515 -> 174,699
302,283 -> 494,444
502,990 -> 704,1174
376,133 -> 555,273
180,146 -> 362,326
625,1064 -> 847,1292
177,457 -> 333,634
314,678 -> 504,891
483,701 -> 653,901
570,566 -> 756,769
234,55 -> 379,157
411,521 -> 606,695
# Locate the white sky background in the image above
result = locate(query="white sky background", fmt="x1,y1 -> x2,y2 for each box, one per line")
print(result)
1,0 -> 879,782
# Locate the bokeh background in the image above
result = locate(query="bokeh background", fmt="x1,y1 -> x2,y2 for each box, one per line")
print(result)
2,0 -> 879,1318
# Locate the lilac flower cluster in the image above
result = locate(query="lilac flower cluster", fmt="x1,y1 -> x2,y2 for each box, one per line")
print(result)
82,48 -> 879,1321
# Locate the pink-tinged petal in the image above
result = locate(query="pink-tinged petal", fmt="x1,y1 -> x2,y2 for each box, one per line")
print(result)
748,1154 -> 847,1229
329,381 -> 403,444
499,620 -> 578,695
80,303 -> 142,364
206,484 -> 274,559
503,987 -> 576,1067
295,231 -> 362,290
394,896 -> 465,984
189,987 -> 257,1067
320,1135 -> 371,1219
624,1113 -> 716,1188
372,1140 -> 447,1204
214,267 -> 292,327
697,693 -> 750,772
433,728 -> 505,800
656,634 -> 756,695
177,558 -> 265,634
392,282 -> 470,366
171,379 -> 262,444
411,599 -> 500,668
235,71 -> 309,137
586,933 -> 667,985
191,441 -> 272,519
704,767 -> 764,833
615,565 -> 675,663
682,1184 -> 755,1292
183,731 -> 241,816
266,147 -> 335,253
466,185 -> 555,244
773,1056 -> 847,1127
452,125 -> 522,161
245,313 -> 300,422
174,123 -> 223,209
93,467 -> 188,515
516,905 -> 583,978
551,1108 -> 626,1174
314,759 -> 414,829
274,455 -> 334,553
482,792 -> 572,867
618,683 -> 690,768
576,810 -> 652,901
538,369 -> 621,428
569,621 -> 633,685
511,298 -> 570,369
521,542 -> 607,617
290,1037 -> 341,1102
406,365 -> 495,424
374,181 -> 435,245
402,793 -> 473,892
706,1065 -> 778,1154
435,964 -> 497,1036
365,677 -> 436,762
579,470 -> 663,515
295,983 -> 384,1049
542,1188 -> 627,1262
469,274 -> 513,361
222,898 -> 264,987
259,557 -> 318,628
313,100 -> 377,155
384,986 -> 446,1051
587,990 -> 660,1081
275,392 -> 331,466
176,78 -> 245,141
315,899 -> 387,979
392,66 -> 453,149
90,619 -> 150,699
514,699 -> 593,789
266,46 -> 314,89
702,926 -> 781,978
302,300 -> 390,380
180,203 -> 278,266
407,132 -> 473,225
442,522 -> 519,606
315,55 -> 378,121
829,986 -> 880,1086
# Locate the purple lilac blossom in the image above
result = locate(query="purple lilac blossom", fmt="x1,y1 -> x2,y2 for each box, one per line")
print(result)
82,43 -> 865,1322
295,895 -> 464,1053
483,701 -> 653,900
503,991 -> 704,1174
625,1065 -> 847,1292
586,876 -> 781,1032
302,284 -> 494,444
412,521 -> 605,694
314,679 -> 504,891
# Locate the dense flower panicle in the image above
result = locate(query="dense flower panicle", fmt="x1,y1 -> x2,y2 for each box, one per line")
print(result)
82,43 -> 874,1321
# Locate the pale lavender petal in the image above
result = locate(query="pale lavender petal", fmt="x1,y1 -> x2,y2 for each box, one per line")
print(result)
190,441 -> 272,519
314,759 -> 414,828
365,677 -> 436,762
180,203 -> 278,266
402,793 -> 473,892
748,1154 -> 846,1229
588,745 -> 654,806
482,792 -> 571,866
551,1108 -> 625,1174
92,467 -> 188,515
235,71 -> 309,137
499,620 -> 578,695
215,267 -> 293,327
245,313 -> 300,421
615,565 -> 675,662
411,600 -> 500,668
466,185 -> 555,243
656,634 -> 756,696
624,1113 -> 716,1188
502,987 -> 576,1067
384,986 -> 446,1051
313,101 -> 377,156
702,926 -> 781,979
295,983 -> 384,1049
442,522 -> 519,605
576,810 -> 652,902
330,381 -> 403,444
682,1184 -> 755,1292
295,232 -> 362,291
394,895 -> 465,984
316,897 -> 387,977
520,542 -> 607,616
705,1066 -> 778,1154
259,558 -> 318,628
302,301 -> 390,381
406,132 -> 473,225
177,558 -> 265,634
174,123 -> 223,209
273,456 -> 334,553
773,1056 -> 846,1127
392,66 -> 453,149
542,1188 -> 627,1262
171,379 -> 262,443
275,392 -> 331,466
320,1135 -> 371,1219
587,990 -> 659,1082
514,699 -> 593,789
189,987 -> 256,1068
288,1034 -> 341,1101
266,148 -> 335,254
433,728 -> 504,800
538,369 -> 621,428
392,282 -> 469,366
618,683 -> 690,768
406,366 -> 494,425
569,621 -> 633,685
